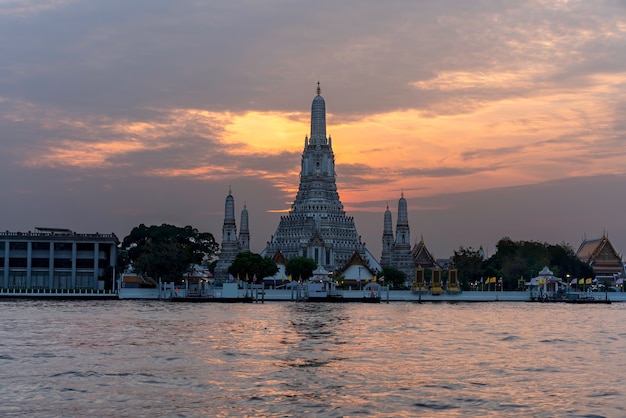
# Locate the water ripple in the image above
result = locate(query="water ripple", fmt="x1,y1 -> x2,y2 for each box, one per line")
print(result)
0,300 -> 624,416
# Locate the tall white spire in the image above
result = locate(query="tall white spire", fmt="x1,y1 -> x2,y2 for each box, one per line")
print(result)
310,82 -> 327,144
215,188 -> 240,280
396,191 -> 410,245
382,192 -> 414,281
381,203 -> 394,266
239,202 -> 250,251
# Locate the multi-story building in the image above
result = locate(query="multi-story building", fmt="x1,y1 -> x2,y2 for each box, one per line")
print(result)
0,227 -> 119,290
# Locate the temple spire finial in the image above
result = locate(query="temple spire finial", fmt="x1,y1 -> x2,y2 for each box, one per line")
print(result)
317,81 -> 321,96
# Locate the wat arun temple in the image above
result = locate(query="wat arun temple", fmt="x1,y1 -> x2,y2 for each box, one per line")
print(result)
214,84 -> 438,280
261,83 -> 379,273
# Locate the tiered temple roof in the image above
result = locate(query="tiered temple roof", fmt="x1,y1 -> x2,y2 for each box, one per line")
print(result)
576,234 -> 624,277
412,236 -> 440,269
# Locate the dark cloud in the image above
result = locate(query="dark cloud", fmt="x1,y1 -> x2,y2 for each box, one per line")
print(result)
6,0 -> 622,116
461,145 -> 523,161
338,163 -> 495,190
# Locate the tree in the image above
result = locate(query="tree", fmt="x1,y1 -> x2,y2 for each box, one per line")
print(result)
285,256 -> 318,281
228,251 -> 278,282
379,266 -> 406,289
122,224 -> 219,283
452,246 -> 484,285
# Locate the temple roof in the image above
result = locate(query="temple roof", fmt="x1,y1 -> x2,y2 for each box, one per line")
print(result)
576,235 -> 622,263
336,250 -> 376,276
411,237 -> 440,269
271,250 -> 286,265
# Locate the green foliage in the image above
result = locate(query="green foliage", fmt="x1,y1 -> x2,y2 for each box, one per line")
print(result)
228,251 -> 278,282
452,246 -> 484,285
380,266 -> 406,289
485,237 -> 593,289
450,238 -> 593,290
122,224 -> 219,283
285,256 -> 318,281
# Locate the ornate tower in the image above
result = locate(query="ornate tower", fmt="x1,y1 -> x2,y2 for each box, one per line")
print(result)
382,192 -> 416,281
395,191 -> 410,247
381,203 -> 394,266
214,188 -> 242,280
238,203 -> 250,252
263,84 -> 380,273
391,192 -> 414,278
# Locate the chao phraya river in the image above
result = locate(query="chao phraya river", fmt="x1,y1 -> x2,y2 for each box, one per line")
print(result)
1,300 -> 625,417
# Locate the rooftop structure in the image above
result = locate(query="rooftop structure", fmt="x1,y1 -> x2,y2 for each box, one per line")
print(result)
576,234 -> 624,277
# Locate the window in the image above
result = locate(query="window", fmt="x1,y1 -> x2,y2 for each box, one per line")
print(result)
10,242 -> 27,251
76,243 -> 94,252
54,258 -> 72,269
31,271 -> 48,288
76,259 -> 94,269
32,242 -> 50,251
9,258 -> 27,268
76,274 -> 92,289
32,258 -> 50,268
54,243 -> 72,252
53,272 -> 72,289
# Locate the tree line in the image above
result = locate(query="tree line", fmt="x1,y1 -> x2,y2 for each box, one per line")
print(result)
119,225 -> 593,290
452,237 -> 593,290
118,223 -> 321,284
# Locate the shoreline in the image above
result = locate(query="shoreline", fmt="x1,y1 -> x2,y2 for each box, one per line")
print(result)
2,289 -> 624,303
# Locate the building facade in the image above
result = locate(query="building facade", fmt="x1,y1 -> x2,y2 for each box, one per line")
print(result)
0,228 -> 119,290
262,84 -> 380,273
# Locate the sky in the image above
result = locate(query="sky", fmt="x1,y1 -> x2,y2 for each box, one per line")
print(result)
1,0 -> 626,261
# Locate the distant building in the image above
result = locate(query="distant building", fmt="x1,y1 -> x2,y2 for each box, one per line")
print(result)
576,234 -> 624,278
0,228 -> 119,290
214,189 -> 250,280
262,84 -> 380,273
263,250 -> 288,287
380,194 -> 439,284
381,193 -> 414,279
335,250 -> 377,288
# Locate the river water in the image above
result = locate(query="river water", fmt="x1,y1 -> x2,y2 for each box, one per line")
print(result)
1,300 -> 624,417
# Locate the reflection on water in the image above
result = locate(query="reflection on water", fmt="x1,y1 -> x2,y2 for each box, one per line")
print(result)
0,300 -> 625,417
